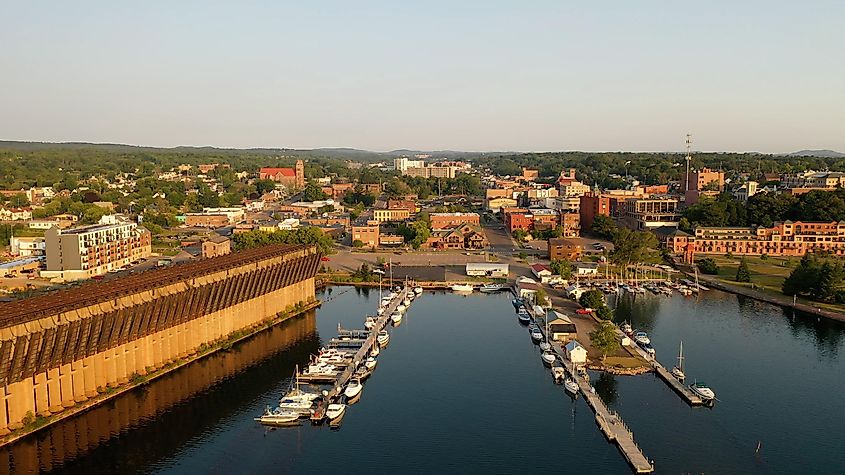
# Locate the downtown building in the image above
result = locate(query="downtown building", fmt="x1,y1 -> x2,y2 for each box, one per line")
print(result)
43,215 -> 152,281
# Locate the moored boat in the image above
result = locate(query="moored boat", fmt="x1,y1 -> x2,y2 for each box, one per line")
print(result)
671,341 -> 685,381
633,331 -> 651,345
517,308 -> 531,324
530,326 -> 544,343
325,403 -> 346,423
541,350 -> 556,366
364,356 -> 378,371
364,316 -> 376,330
255,406 -> 301,426
689,381 -> 716,401
564,378 -> 579,395
480,283 -> 504,293
450,283 -> 474,293
377,330 -> 390,348
414,286 -> 423,295
391,311 -> 403,325
343,378 -> 363,402
539,341 -> 551,352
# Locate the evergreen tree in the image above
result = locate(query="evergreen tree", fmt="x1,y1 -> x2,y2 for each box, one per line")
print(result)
735,257 -> 752,283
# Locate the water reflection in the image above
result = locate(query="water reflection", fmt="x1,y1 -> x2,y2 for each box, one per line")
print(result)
592,372 -> 619,406
613,293 -> 660,332
0,311 -> 318,474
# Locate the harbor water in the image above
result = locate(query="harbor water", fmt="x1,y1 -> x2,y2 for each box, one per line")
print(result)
2,286 -> 844,474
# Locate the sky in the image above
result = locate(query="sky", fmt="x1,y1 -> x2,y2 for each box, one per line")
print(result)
1,1 -> 844,153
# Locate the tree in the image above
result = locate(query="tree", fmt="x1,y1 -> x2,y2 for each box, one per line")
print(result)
579,289 -> 605,309
610,228 -> 658,267
735,257 -> 751,283
595,305 -> 614,320
535,288 -> 549,307
591,215 -> 616,239
589,321 -> 620,362
255,179 -> 278,195
9,193 -> 30,208
696,258 -> 719,275
352,239 -> 365,248
303,182 -> 327,202
512,229 -> 528,242
550,259 -> 572,279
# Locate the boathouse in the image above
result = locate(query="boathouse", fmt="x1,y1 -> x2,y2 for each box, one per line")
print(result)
548,311 -> 577,341
564,340 -> 587,365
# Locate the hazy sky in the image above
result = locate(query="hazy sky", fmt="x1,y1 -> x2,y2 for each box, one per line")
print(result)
2,1 -> 843,153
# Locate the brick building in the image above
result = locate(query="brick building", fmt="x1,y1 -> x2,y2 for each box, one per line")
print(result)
259,160 -> 305,189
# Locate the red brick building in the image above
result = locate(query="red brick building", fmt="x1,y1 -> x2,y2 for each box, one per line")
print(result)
259,160 -> 305,189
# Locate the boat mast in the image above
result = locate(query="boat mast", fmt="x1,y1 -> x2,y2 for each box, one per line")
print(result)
678,341 -> 684,372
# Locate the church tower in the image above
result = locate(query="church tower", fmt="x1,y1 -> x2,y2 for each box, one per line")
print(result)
295,160 -> 305,189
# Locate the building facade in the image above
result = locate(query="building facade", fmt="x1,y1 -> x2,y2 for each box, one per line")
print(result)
43,216 -> 152,280
259,160 -> 305,189
430,212 -> 480,230
691,221 -> 845,257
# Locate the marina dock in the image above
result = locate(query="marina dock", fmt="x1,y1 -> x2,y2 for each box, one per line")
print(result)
523,297 -> 654,474
325,287 -> 411,400
620,330 -> 705,406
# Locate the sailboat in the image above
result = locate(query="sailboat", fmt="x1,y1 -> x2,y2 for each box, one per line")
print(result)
671,341 -> 685,381
539,315 -> 552,352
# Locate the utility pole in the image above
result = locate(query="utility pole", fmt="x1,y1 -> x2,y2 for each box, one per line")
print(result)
684,134 -> 692,193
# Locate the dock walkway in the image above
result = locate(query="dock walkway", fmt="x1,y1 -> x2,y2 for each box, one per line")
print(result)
621,330 -> 704,406
522,294 -> 653,474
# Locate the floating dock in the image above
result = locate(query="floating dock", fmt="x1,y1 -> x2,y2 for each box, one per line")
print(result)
621,333 -> 705,406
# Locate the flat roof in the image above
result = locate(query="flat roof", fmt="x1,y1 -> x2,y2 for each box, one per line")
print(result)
466,263 -> 509,270
0,257 -> 41,270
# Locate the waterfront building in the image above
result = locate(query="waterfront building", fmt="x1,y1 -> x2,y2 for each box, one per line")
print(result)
564,340 -> 587,364
691,221 -> 845,257
549,312 -> 577,342
259,160 -> 305,188
531,263 -> 553,283
43,215 -> 152,280
574,262 -> 599,276
465,262 -> 509,277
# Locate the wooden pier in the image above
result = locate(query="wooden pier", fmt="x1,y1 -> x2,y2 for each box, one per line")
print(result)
325,287 -> 411,400
521,296 -> 653,474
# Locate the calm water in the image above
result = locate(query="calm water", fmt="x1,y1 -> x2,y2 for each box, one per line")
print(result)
3,286 -> 845,474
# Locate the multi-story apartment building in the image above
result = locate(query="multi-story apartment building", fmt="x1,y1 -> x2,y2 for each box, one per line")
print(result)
781,171 -> 845,190
43,215 -> 152,280
404,165 -> 458,179
691,221 -> 845,257
684,167 -> 725,192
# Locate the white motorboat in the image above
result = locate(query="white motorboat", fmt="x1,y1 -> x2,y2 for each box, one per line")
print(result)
403,298 -> 411,306
414,286 -> 423,295
377,330 -> 390,348
541,351 -> 556,366
620,322 -> 633,335
255,406 -> 300,426
633,331 -> 651,345
343,378 -> 363,402
364,316 -> 376,330
450,284 -> 474,293
278,397 -> 315,415
325,403 -> 346,423
689,381 -> 716,401
671,341 -> 686,381
369,344 -> 380,357
376,306 -> 385,315
552,367 -> 566,384
539,341 -> 551,352
530,327 -> 544,342
480,283 -> 504,293
281,368 -> 320,405
353,364 -> 373,381
643,344 -> 655,357
396,304 -> 406,313
564,378 -> 579,395
364,356 -> 378,371
391,311 -> 403,325
517,310 -> 531,325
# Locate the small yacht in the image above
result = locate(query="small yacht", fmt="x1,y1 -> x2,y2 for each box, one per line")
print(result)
364,316 -> 376,330
364,356 -> 378,371
541,350 -> 556,366
511,298 -> 524,309
643,343 -> 656,357
343,378 -> 363,402
633,331 -> 651,345
539,341 -> 551,352
369,344 -> 380,358
450,283 -> 474,293
353,364 -> 373,381
325,403 -> 346,423
517,309 -> 531,325
414,286 -> 423,295
671,341 -> 686,381
689,381 -> 716,401
391,311 -> 403,325
564,378 -> 579,395
403,297 -> 411,306
255,406 -> 300,426
278,397 -> 315,415
480,283 -> 504,293
396,303 -> 406,313
530,326 -> 544,343
377,330 -> 390,348
552,367 -> 566,384
620,321 -> 633,335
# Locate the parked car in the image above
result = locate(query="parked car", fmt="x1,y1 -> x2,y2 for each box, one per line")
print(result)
321,257 -> 330,261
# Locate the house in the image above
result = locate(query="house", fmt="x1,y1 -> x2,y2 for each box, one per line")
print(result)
564,340 -> 588,365
530,263 -> 553,283
516,277 -> 540,303
574,262 -> 598,276
548,311 -> 577,342
466,263 -> 509,278
427,224 -> 488,250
